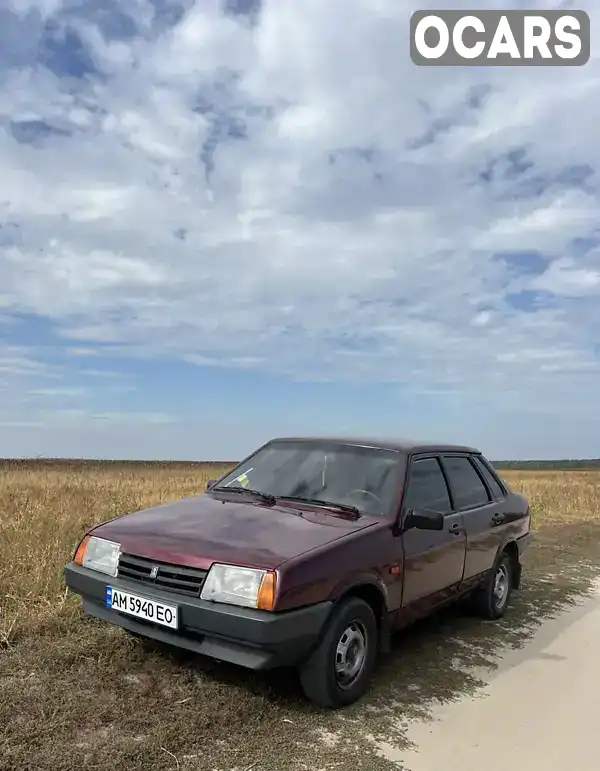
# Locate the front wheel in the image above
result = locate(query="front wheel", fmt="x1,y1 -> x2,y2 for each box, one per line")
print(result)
298,597 -> 378,708
472,551 -> 513,620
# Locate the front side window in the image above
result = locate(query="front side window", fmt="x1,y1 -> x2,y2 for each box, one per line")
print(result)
442,456 -> 490,510
403,457 -> 452,514
212,440 -> 402,517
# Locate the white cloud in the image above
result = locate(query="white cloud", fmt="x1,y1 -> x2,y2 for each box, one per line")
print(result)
532,257 -> 600,297
65,348 -> 100,357
0,0 -> 599,457
0,346 -> 56,376
27,386 -> 87,397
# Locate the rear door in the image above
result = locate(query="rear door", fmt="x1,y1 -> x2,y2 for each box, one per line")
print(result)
400,455 -> 468,608
473,455 -> 530,542
440,454 -> 506,581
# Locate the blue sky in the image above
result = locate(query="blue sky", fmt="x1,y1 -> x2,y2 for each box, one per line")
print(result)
0,0 -> 599,460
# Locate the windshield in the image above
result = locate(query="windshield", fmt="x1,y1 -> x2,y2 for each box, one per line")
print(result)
212,440 -> 402,517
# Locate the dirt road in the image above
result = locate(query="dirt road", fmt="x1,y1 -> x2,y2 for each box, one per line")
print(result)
391,577 -> 600,771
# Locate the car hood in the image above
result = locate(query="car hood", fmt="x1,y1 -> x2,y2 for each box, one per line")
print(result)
91,493 -> 379,571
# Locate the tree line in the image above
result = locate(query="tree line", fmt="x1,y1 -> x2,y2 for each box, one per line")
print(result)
1,457 -> 600,470
491,459 -> 600,470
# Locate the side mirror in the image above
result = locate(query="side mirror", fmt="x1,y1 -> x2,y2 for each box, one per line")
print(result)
403,508 -> 444,531
206,479 -> 217,491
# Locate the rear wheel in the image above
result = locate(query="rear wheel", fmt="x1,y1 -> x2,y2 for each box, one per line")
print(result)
472,551 -> 513,620
298,597 -> 378,708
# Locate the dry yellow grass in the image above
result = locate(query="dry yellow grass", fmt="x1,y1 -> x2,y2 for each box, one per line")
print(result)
0,461 -> 234,643
1,462 -> 599,771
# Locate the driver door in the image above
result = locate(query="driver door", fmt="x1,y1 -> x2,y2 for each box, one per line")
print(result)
400,455 -> 467,608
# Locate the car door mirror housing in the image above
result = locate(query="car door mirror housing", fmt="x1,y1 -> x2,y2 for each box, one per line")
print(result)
206,479 -> 217,490
404,508 -> 445,531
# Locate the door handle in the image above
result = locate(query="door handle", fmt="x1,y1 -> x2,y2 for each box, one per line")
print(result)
448,522 -> 464,535
491,512 -> 505,526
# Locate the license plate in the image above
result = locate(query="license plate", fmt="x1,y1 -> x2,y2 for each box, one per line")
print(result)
106,586 -> 178,629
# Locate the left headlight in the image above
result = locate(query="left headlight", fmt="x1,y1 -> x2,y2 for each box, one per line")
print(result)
74,535 -> 121,577
200,563 -> 277,611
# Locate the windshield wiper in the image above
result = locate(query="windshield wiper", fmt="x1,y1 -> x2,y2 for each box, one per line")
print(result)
276,496 -> 361,517
211,486 -> 276,505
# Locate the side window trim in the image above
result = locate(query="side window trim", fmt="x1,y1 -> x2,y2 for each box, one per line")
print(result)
477,456 -> 509,496
440,453 -> 492,512
436,453 -> 456,516
402,453 -> 454,515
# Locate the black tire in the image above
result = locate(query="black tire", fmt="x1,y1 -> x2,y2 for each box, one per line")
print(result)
471,551 -> 513,620
298,596 -> 378,708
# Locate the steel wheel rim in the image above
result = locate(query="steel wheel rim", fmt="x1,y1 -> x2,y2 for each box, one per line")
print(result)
334,621 -> 368,690
493,563 -> 509,607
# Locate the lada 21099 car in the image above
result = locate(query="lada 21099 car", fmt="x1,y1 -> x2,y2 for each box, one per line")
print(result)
64,436 -> 531,708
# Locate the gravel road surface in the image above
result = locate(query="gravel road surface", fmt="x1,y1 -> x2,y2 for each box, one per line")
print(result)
393,577 -> 600,771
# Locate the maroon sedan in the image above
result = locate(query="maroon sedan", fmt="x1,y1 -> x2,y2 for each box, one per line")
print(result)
64,436 -> 531,707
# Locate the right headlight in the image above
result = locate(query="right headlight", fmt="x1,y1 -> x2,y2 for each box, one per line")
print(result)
200,563 -> 277,611
74,535 -> 120,577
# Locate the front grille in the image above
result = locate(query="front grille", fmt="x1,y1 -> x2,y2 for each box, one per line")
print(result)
117,553 -> 208,598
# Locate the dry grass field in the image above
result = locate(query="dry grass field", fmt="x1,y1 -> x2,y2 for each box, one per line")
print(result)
1,462 -> 600,771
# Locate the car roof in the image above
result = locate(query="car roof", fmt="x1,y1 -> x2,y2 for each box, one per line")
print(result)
269,436 -> 481,455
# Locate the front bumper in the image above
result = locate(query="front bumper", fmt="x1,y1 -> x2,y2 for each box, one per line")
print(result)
64,562 -> 332,670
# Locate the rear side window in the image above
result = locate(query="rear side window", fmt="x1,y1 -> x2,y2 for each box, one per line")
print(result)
442,456 -> 490,510
403,457 -> 452,514
472,456 -> 505,499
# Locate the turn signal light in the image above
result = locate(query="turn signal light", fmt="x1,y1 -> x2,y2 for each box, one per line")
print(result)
74,535 -> 91,566
257,571 -> 277,611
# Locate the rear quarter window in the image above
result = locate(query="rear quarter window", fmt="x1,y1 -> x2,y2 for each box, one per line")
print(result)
472,456 -> 506,499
